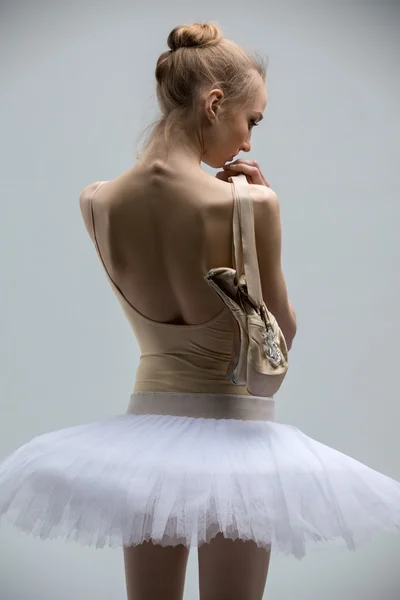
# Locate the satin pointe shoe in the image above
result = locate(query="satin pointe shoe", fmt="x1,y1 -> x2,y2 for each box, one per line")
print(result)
204,267 -> 249,385
243,290 -> 288,397
204,266 -> 288,396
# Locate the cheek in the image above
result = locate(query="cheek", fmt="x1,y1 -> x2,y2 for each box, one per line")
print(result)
235,120 -> 249,141
214,120 -> 247,155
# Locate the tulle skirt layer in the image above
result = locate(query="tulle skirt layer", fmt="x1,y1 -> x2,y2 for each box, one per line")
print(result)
1,391 -> 400,560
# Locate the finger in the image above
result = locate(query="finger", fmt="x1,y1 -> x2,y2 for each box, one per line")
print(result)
223,161 -> 261,171
224,160 -> 269,186
219,169 -> 253,185
226,164 -> 257,173
215,171 -> 231,181
226,159 -> 258,167
230,164 -> 269,187
224,164 -> 263,185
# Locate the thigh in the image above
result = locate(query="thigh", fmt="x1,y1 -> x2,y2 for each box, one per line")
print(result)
198,533 -> 271,600
123,541 -> 190,600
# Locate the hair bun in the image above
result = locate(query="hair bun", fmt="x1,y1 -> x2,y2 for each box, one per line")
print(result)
167,22 -> 223,52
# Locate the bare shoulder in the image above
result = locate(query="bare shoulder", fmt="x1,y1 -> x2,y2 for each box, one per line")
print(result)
79,181 -> 106,239
249,183 -> 279,206
79,181 -> 105,206
79,183 -> 95,239
249,184 -> 280,227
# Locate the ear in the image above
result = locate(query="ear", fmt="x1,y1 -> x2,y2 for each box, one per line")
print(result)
203,88 -> 224,123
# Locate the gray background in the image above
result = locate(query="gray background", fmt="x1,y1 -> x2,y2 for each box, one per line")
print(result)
1,1 -> 399,598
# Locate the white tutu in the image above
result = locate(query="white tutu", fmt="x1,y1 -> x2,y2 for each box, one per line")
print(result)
1,392 -> 400,560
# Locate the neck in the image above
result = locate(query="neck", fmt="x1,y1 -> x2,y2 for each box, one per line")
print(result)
137,122 -> 204,168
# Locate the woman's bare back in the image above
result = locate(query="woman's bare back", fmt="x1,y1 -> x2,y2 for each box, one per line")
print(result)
80,161 -> 267,327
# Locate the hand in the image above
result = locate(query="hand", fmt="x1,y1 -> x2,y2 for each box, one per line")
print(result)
215,159 -> 270,187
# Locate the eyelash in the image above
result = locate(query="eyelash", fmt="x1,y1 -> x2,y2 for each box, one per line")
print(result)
249,120 -> 259,129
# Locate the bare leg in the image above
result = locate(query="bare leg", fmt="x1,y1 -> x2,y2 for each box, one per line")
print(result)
123,541 -> 190,600
198,533 -> 271,600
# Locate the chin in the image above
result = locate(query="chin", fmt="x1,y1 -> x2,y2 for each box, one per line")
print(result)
202,155 -> 229,169
218,160 -> 231,169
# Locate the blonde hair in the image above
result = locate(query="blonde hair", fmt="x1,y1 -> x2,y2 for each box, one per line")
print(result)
136,22 -> 268,158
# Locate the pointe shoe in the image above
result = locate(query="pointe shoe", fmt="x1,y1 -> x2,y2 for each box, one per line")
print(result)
204,267 -> 288,396
243,290 -> 288,397
204,267 -> 248,385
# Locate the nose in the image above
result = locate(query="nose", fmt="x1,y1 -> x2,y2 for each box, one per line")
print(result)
239,140 -> 251,153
